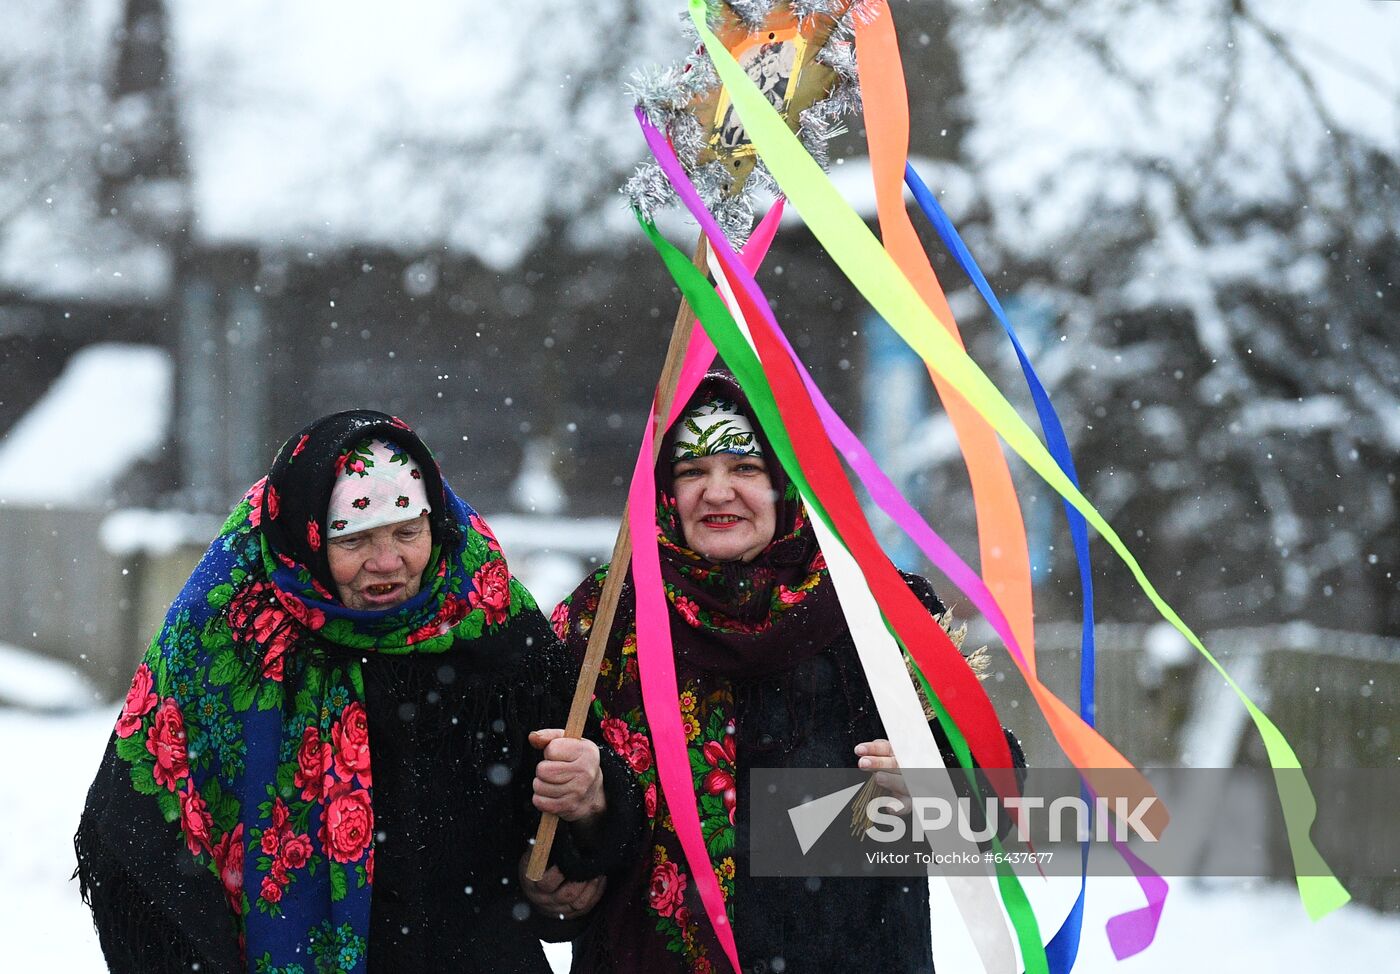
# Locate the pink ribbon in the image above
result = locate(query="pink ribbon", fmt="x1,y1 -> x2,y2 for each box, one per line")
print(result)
628,205 -> 785,974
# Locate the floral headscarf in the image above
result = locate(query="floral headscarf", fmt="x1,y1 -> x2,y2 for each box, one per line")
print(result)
325,437 -> 432,538
669,396 -> 761,461
81,410 -> 536,973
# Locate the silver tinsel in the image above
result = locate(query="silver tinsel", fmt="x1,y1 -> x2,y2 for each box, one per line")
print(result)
790,0 -> 844,27
713,193 -> 757,248
625,65 -> 692,126
625,1 -> 866,244
667,112 -> 707,167
680,47 -> 721,96
828,8 -> 858,43
623,163 -> 678,225
728,0 -> 778,32
747,159 -> 782,198
847,0 -> 886,29
796,97 -> 853,172
815,71 -> 862,121
816,35 -> 858,83
678,10 -> 701,45
691,160 -> 738,209
680,159 -> 756,248
795,106 -> 833,170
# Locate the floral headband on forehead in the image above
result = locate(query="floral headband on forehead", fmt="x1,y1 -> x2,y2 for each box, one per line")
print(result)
327,438 -> 432,536
671,397 -> 764,462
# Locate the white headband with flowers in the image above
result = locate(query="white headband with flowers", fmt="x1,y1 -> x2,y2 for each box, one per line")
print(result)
327,438 -> 432,536
671,398 -> 763,461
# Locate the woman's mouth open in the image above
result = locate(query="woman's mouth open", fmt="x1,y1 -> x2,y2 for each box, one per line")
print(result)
701,514 -> 743,529
362,582 -> 404,604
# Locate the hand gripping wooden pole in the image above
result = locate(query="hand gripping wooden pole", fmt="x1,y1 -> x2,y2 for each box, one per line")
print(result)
525,233 -> 710,881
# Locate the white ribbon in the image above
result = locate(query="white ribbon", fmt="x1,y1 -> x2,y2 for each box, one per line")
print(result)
707,247 -> 1019,974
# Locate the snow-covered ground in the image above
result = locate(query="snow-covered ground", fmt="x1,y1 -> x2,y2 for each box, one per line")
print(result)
2,679 -> 1395,971
0,642 -> 99,711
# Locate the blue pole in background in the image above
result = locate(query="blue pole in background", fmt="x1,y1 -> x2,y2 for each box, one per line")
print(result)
861,309 -> 926,571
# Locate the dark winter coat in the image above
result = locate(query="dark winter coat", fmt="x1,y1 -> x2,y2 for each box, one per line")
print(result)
75,619 -> 643,974
563,572 -> 1025,973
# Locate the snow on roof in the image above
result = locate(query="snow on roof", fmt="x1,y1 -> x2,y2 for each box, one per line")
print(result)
0,343 -> 172,507
168,0 -> 682,270
162,3 -> 954,265
99,507 -> 224,557
0,210 -> 173,303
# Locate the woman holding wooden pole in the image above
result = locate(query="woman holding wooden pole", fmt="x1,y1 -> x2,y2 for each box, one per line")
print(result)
527,373 -> 1012,972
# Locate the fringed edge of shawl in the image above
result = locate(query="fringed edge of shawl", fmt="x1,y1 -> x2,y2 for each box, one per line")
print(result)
73,814 -> 221,974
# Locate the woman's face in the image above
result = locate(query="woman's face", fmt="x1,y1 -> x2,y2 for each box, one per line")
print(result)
326,515 -> 433,610
672,453 -> 777,563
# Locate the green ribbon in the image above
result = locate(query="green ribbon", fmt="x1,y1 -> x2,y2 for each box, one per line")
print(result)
637,211 -> 1048,974
686,0 -> 1347,922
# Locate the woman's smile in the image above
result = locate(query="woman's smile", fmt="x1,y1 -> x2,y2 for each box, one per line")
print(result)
672,453 -> 777,563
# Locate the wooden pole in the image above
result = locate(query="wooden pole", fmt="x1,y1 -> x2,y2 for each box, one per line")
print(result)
526,232 -> 711,881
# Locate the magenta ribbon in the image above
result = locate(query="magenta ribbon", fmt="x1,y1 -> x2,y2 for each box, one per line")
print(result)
640,110 -> 1168,957
626,205 -> 786,974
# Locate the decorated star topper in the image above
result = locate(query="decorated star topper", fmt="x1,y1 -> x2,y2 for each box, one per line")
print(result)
625,0 -> 869,245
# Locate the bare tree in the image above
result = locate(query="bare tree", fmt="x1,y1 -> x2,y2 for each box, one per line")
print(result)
0,0 -> 185,300
924,0 -> 1400,632
0,1 -> 105,249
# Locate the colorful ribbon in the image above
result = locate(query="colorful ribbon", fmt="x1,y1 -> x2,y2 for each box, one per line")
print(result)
624,205 -> 789,974
638,129 -> 1017,779
656,8 -> 1145,961
852,1 -> 1038,679
852,24 -> 1164,945
645,53 -> 1171,957
687,0 -> 1348,924
635,110 -> 1037,970
627,394 -> 742,971
643,89 -> 1162,967
706,245 -> 1023,974
639,211 -> 1027,974
900,163 -> 1100,967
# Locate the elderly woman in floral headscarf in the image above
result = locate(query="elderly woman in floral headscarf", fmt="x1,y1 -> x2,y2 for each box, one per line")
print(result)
539,373 -> 1022,973
75,410 -> 640,974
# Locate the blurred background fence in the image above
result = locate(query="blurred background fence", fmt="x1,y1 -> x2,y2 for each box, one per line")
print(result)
988,621 -> 1399,913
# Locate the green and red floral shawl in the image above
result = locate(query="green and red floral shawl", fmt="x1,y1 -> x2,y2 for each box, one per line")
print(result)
78,410 -> 536,974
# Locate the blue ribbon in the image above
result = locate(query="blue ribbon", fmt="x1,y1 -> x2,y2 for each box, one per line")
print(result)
905,161 -> 1095,971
